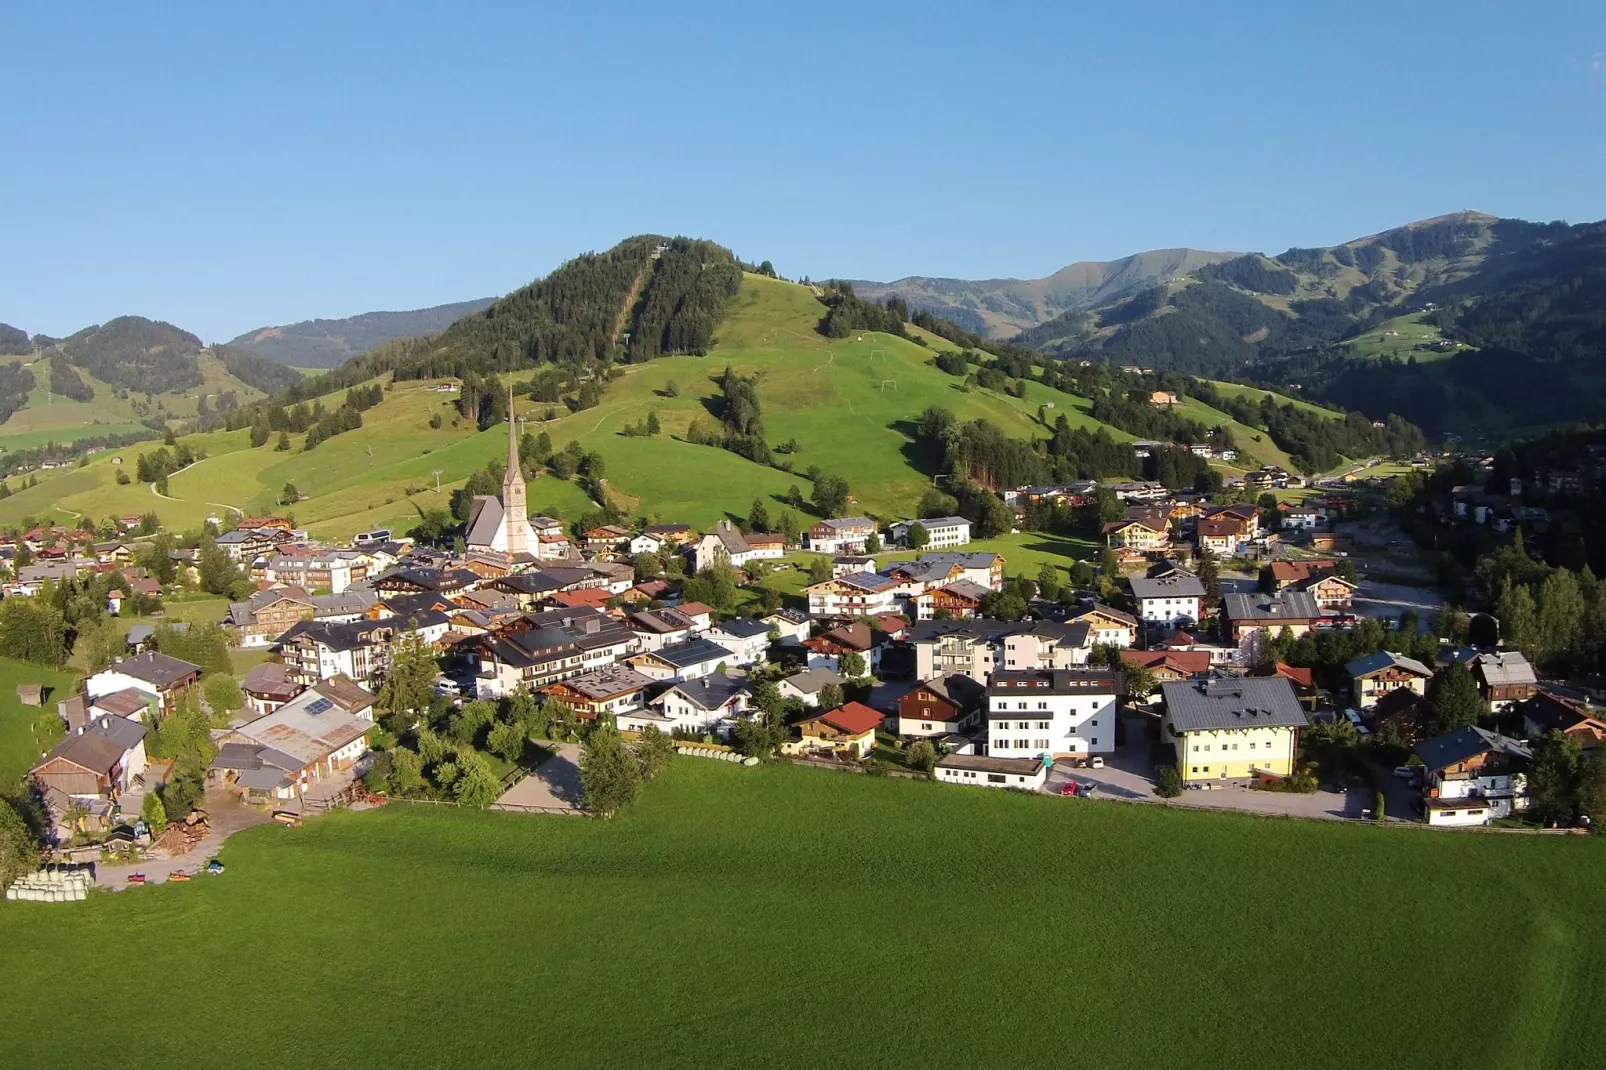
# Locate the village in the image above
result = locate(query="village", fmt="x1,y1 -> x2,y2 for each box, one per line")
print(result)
8,402 -> 1601,903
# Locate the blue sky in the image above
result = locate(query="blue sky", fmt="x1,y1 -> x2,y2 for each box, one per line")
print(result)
3,1 -> 1602,340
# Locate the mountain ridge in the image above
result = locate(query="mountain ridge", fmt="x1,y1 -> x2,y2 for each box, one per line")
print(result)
851,247 -> 1238,338
228,298 -> 497,369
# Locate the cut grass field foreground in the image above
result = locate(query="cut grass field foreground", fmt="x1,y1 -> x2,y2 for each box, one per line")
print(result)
2,761 -> 1602,1069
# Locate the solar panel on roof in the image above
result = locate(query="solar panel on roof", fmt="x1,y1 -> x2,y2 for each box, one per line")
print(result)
305,697 -> 333,715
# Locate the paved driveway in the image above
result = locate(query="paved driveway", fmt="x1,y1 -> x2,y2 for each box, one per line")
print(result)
1042,716 -> 1371,821
493,743 -> 584,813
97,790 -> 274,891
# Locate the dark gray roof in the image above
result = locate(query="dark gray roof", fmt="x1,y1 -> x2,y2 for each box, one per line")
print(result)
988,668 -> 1117,698
110,652 -> 200,688
1129,574 -> 1207,600
1223,590 -> 1321,623
935,753 -> 1044,776
37,715 -> 147,775
1473,651 -> 1537,687
655,674 -> 752,711
1161,677 -> 1308,733
641,638 -> 734,668
710,617 -> 770,640
782,668 -> 846,695
1345,651 -> 1433,679
1414,726 -> 1531,770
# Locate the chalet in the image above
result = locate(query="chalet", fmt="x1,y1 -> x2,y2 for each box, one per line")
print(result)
241,661 -> 303,716
372,565 -> 477,597
761,609 -> 811,646
1367,686 -> 1431,742
911,579 -> 992,621
582,524 -> 632,553
744,531 -> 787,558
897,673 -> 986,737
1517,691 -> 1606,751
1415,726 -> 1531,827
628,523 -> 693,556
1119,649 -> 1212,697
1128,572 -> 1206,626
628,608 -> 698,651
1196,516 -> 1251,557
1247,662 -> 1318,706
1469,651 -> 1537,710
627,638 -> 734,682
885,553 -> 1005,596
278,619 -> 399,689
805,572 -> 900,619
666,602 -> 715,631
831,555 -> 878,578
805,517 -> 878,555
1222,590 -> 1321,644
227,587 -> 317,647
801,621 -> 881,675
216,527 -> 278,563
209,676 -> 375,803
541,665 -> 655,720
88,688 -> 157,723
1150,390 -> 1179,407
621,674 -> 752,736
793,702 -> 881,758
1103,516 -> 1170,554
30,715 -> 148,810
237,515 -> 293,533
548,587 -> 614,611
687,520 -> 783,571
491,568 -> 606,609
1067,604 -> 1139,648
1266,560 -> 1356,610
703,617 -> 772,667
263,552 -> 367,594
1283,504 -> 1326,531
889,516 -> 972,550
778,668 -> 845,707
85,653 -> 201,714
1345,651 -> 1433,710
473,624 -> 583,697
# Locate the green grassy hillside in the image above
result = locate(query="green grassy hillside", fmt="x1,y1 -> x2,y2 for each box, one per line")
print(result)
0,274 -> 1326,538
1344,312 -> 1470,362
0,349 -> 272,455
1,762 -> 1602,1069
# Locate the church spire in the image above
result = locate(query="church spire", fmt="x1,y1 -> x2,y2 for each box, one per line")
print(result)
501,385 -> 529,556
506,385 -> 521,481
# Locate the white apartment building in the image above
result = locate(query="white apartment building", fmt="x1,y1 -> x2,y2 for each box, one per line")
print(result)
986,668 -> 1118,760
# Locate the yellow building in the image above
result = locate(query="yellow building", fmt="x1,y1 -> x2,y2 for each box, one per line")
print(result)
1160,677 -> 1308,786
1102,516 -> 1170,553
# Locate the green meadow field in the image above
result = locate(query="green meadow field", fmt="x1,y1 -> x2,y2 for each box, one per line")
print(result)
0,274 -> 1331,539
0,761 -> 1600,1069
0,658 -> 76,791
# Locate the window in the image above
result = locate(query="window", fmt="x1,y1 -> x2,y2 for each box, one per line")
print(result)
1091,738 -> 1098,746
1203,766 -> 1210,773
921,723 -> 932,731
1037,721 -> 1050,731
1191,766 -> 1198,773
987,773 -> 1005,784
1019,702 -> 1029,711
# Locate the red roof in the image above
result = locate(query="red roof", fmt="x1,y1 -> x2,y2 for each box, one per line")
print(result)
821,702 -> 882,736
550,588 -> 612,609
1249,662 -> 1314,688
1121,649 -> 1211,675
675,601 -> 715,617
1269,560 -> 1336,584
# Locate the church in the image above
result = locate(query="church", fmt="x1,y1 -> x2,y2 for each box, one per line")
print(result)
465,391 -> 536,557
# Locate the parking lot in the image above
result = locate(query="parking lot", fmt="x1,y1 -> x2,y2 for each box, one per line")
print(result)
1041,716 -> 1376,821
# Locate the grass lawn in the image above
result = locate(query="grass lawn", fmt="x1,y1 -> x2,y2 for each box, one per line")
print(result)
1344,312 -> 1468,362
0,658 -> 78,791
1,761 -> 1601,1068
880,531 -> 1101,579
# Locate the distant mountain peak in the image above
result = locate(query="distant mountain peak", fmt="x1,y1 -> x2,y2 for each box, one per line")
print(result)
853,247 -> 1238,338
228,298 -> 497,368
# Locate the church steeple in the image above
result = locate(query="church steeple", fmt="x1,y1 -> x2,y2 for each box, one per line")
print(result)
501,386 -> 528,555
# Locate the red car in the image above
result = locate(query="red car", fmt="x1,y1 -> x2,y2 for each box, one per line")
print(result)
1059,781 -> 1080,797
126,873 -> 147,886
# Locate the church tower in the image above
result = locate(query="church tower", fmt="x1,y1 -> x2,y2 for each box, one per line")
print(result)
502,387 -> 529,555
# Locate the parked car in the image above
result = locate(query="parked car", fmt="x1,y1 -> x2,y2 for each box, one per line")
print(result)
434,676 -> 460,696
1089,756 -> 1105,769
1392,765 -> 1417,781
